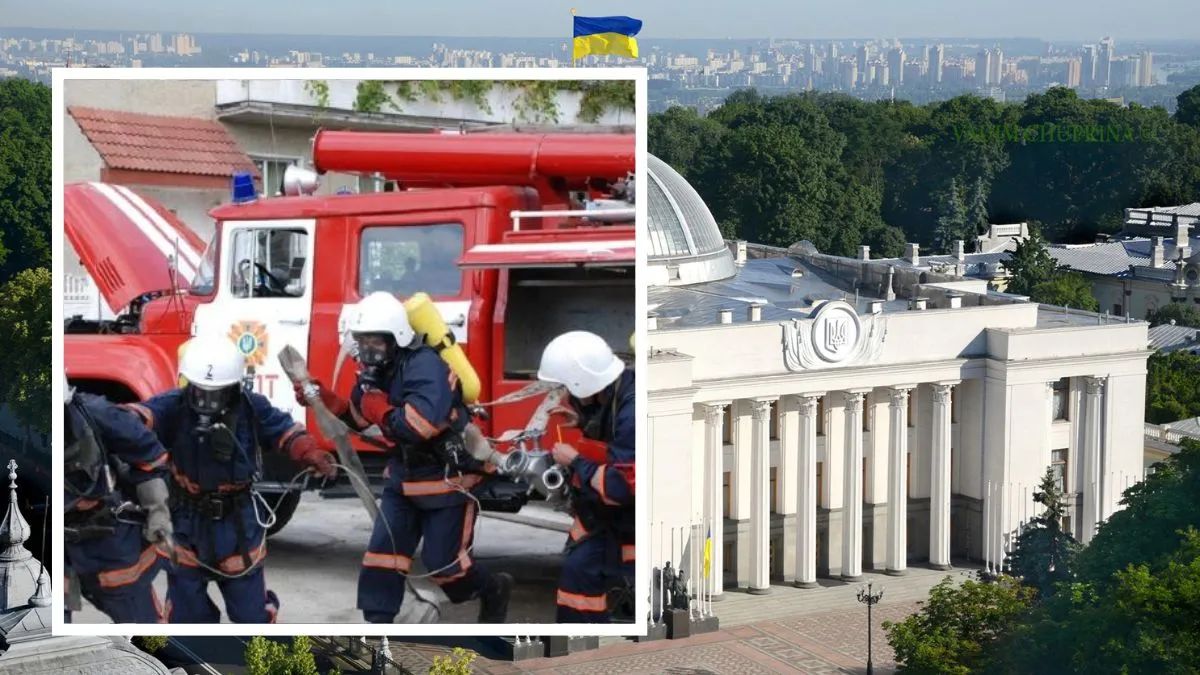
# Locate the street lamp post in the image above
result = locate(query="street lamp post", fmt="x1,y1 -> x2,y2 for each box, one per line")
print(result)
857,582 -> 885,675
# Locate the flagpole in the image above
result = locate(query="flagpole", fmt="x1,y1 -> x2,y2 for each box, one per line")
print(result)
571,8 -> 577,68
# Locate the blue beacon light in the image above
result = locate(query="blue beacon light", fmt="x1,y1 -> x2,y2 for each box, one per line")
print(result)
231,172 -> 257,204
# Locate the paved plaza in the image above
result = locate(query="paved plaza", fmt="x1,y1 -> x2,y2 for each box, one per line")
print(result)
368,564 -> 975,674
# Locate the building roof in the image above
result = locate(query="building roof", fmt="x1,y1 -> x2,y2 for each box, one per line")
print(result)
68,106 -> 259,178
646,154 -> 736,285
1148,323 -> 1200,352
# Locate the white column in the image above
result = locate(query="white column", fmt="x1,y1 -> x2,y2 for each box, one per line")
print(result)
841,391 -> 866,580
1081,376 -> 1105,544
702,403 -> 728,598
777,396 -> 799,580
749,398 -> 772,594
794,393 -> 822,588
886,386 -> 913,574
929,382 -> 956,570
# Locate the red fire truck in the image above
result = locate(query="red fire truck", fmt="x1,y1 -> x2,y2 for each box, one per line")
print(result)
64,129 -> 635,533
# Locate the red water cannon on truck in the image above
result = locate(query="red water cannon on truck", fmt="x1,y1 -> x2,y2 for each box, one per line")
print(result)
64,128 -> 636,534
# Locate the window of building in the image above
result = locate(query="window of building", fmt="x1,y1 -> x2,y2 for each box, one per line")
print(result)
863,458 -> 868,495
1061,515 -> 1072,534
770,400 -> 780,440
951,389 -> 959,423
722,471 -> 731,518
1113,303 -> 1123,315
863,393 -> 871,431
908,390 -> 916,427
359,224 -> 463,298
252,155 -> 299,197
817,397 -> 826,436
1052,378 -> 1070,421
770,467 -> 778,513
723,406 -> 733,445
1051,448 -> 1068,493
228,227 -> 308,298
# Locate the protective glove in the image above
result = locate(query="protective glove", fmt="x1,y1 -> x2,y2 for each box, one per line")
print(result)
359,389 -> 394,428
135,477 -> 173,544
293,379 -> 349,417
287,433 -> 337,480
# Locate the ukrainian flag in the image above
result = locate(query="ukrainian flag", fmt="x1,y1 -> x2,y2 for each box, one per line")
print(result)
703,526 -> 712,579
573,15 -> 642,60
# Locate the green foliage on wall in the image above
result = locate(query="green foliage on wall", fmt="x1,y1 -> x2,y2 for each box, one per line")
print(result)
306,80 -> 634,124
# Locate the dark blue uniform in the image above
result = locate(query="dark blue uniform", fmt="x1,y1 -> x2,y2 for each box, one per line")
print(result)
65,392 -> 170,623
557,368 -> 636,622
348,345 -> 493,622
128,389 -> 303,623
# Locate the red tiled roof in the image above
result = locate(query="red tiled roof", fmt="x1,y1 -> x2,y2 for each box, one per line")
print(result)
68,106 -> 261,179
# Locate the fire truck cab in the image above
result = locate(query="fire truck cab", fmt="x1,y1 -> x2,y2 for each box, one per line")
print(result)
64,129 -> 636,534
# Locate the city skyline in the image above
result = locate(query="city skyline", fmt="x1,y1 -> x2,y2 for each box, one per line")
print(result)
2,0 -> 1200,41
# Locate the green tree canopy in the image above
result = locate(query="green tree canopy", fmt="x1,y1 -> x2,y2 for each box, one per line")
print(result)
1029,271 -> 1100,311
1006,468 -> 1082,597
1001,229 -> 1059,296
1146,302 -> 1200,328
885,575 -> 1036,675
0,267 -> 49,434
1145,351 -> 1200,424
0,79 -> 51,281
244,636 -> 320,675
1177,84 -> 1200,129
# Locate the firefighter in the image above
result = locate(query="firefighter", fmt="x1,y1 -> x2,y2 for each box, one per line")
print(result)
295,291 -> 513,623
125,335 -> 335,623
64,374 -> 173,623
537,330 -> 635,623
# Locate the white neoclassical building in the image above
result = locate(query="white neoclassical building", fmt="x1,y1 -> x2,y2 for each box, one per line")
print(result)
645,154 -> 1151,596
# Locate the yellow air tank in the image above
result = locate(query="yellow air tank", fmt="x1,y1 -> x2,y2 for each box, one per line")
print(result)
404,292 -> 482,404
177,339 -> 191,388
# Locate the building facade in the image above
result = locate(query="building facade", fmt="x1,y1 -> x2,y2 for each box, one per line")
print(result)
645,157 -> 1149,596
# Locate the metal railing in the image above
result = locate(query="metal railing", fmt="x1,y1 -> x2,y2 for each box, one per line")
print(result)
648,518 -> 718,627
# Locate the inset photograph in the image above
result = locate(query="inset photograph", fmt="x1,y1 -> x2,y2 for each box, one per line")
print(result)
56,71 -> 641,629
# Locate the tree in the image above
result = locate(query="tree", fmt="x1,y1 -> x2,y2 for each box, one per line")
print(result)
1001,229 -> 1059,296
933,178 -> 967,252
966,177 -> 990,239
0,267 -> 50,434
0,78 -> 51,281
1145,351 -> 1200,424
244,636 -> 320,675
1029,271 -> 1099,311
1178,84 -> 1200,129
429,647 -> 478,674
131,636 -> 169,654
884,575 -> 1036,675
1006,468 -> 1082,597
1146,302 -> 1200,328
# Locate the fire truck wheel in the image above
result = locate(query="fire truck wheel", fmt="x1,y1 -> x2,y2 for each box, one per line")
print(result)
266,490 -> 302,537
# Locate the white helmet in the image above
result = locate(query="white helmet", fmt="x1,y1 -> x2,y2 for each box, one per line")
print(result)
537,331 -> 624,399
347,292 -> 415,348
178,335 -> 246,390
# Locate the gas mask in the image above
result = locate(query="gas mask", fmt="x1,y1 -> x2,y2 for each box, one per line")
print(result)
355,333 -> 397,390
187,384 -> 239,463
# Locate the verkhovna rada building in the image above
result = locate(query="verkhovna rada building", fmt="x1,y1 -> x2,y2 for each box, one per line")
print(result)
644,154 -> 1149,596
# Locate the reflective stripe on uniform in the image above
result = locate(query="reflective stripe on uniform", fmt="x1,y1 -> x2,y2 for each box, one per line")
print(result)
362,551 -> 412,573
136,453 -> 171,472
276,424 -> 304,451
622,544 -> 635,563
166,544 -> 202,568
431,502 -> 476,585
350,401 -> 370,429
590,464 -> 620,506
569,516 -> 588,542
122,403 -> 155,430
400,473 -> 483,497
98,546 -> 159,588
170,464 -> 251,495
556,589 -> 607,613
404,403 -> 440,439
218,540 -> 266,574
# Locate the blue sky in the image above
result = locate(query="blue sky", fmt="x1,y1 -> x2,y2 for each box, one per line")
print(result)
1,0 -> 1197,40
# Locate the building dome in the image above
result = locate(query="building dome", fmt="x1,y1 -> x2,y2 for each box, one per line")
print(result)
647,153 -> 736,286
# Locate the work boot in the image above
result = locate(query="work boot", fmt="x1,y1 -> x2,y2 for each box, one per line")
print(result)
478,572 -> 513,623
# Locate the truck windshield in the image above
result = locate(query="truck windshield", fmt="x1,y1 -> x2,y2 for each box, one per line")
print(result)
360,224 -> 463,298
190,234 -> 217,295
